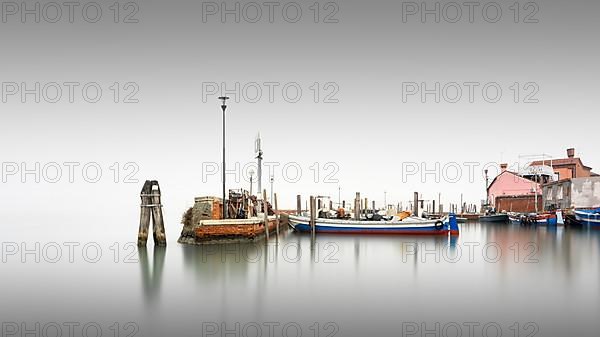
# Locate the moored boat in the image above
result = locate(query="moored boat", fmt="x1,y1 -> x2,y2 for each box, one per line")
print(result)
508,211 -> 564,226
288,213 -> 459,236
479,213 -> 509,223
574,209 -> 600,226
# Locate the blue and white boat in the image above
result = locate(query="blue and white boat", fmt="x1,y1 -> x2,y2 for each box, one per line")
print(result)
574,209 -> 600,226
288,213 -> 459,236
509,211 -> 564,226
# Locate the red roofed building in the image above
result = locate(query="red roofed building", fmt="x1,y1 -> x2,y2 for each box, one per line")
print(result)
530,148 -> 597,181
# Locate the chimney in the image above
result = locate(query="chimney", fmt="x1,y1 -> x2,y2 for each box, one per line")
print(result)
567,148 -> 575,158
500,163 -> 508,172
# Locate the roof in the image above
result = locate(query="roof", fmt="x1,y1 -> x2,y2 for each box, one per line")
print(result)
530,157 -> 592,170
487,170 -> 536,191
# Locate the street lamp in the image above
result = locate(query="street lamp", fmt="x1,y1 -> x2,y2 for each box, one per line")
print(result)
270,175 -> 274,204
219,96 -> 229,219
484,169 -> 489,207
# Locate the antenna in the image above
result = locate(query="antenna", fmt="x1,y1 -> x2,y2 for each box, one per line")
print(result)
255,133 -> 263,206
255,133 -> 262,154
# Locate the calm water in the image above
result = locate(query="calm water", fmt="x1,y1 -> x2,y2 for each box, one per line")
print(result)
2,222 -> 599,337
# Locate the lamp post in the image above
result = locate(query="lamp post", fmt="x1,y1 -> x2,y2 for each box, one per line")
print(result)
219,96 -> 229,219
484,169 -> 489,207
270,175 -> 274,204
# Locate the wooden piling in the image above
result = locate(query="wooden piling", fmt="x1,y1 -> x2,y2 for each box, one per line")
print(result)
355,192 -> 361,220
413,192 -> 419,216
310,196 -> 316,237
263,189 -> 269,240
138,182 -> 152,246
296,195 -> 301,215
138,180 -> 166,246
372,200 -> 375,214
151,187 -> 166,246
274,193 -> 279,236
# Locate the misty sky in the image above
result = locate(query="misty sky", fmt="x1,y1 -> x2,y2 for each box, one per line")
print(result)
1,0 -> 599,230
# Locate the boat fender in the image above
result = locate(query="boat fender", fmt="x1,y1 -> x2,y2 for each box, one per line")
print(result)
434,220 -> 444,229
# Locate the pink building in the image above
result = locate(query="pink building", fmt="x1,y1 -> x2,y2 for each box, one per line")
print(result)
487,164 -> 541,212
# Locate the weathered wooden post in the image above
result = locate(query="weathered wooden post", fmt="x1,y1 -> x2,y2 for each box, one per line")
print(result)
151,184 -> 167,246
372,201 -> 375,214
138,180 -> 166,246
274,193 -> 280,236
263,189 -> 269,240
355,192 -> 361,220
296,195 -> 302,215
138,181 -> 152,246
413,192 -> 419,216
310,196 -> 316,238
364,198 -> 368,217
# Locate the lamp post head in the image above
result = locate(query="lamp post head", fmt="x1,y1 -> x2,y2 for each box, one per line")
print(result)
218,96 -> 230,111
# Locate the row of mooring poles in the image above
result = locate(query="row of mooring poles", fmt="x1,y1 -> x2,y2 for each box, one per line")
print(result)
262,190 -> 281,241
296,195 -> 317,238
138,180 -> 166,246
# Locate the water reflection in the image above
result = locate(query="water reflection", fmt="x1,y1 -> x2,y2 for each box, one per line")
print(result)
138,245 -> 166,304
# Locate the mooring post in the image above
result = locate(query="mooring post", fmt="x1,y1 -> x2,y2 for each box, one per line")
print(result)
151,182 -> 167,246
310,195 -> 316,238
355,192 -> 361,220
138,180 -> 166,246
138,180 -> 152,246
296,194 -> 301,215
274,192 -> 280,236
364,198 -> 368,217
372,200 -> 375,214
413,192 -> 419,216
263,189 -> 269,240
